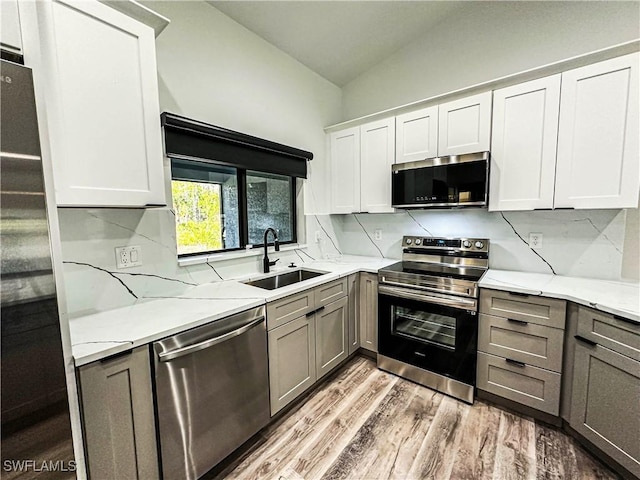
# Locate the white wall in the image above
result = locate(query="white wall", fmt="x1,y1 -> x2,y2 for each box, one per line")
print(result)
58,1 -> 342,316
342,1 -> 640,120
335,1 -> 639,282
147,0 -> 342,215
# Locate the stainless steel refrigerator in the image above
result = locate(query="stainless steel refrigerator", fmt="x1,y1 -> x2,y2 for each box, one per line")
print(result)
1,58 -> 75,476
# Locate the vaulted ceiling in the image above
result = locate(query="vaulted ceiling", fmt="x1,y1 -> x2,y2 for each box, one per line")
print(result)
208,1 -> 464,86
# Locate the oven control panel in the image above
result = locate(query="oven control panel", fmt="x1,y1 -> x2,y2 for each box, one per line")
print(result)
402,236 -> 489,253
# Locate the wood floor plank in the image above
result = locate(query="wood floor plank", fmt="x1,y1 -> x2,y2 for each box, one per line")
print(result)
366,386 -> 442,480
492,410 -> 537,480
221,357 -> 620,480
405,395 -> 471,480
448,400 -> 502,480
320,380 -> 422,480
288,370 -> 397,479
569,439 -> 620,480
535,421 -> 581,480
224,357 -> 374,480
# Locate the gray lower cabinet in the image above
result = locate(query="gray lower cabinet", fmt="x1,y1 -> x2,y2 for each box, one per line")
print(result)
268,315 -> 316,416
479,288 -> 567,329
77,346 -> 159,479
359,272 -> 378,353
477,288 -> 566,416
267,278 -> 353,415
478,313 -> 565,371
477,351 -> 562,415
347,273 -> 359,355
316,296 -> 349,379
569,340 -> 640,477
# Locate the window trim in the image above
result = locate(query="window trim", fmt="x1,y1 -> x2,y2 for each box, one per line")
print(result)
171,159 -> 298,258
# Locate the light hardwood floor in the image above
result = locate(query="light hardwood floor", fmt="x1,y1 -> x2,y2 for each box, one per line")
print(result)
215,356 -> 618,480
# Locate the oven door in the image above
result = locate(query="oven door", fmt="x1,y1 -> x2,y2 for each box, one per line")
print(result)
378,285 -> 478,386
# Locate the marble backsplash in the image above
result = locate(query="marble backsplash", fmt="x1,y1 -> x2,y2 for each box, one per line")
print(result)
57,207 -> 331,317
320,208 -> 630,280
58,206 -> 633,318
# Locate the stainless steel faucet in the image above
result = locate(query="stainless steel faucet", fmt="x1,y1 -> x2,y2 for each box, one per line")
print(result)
262,228 -> 280,273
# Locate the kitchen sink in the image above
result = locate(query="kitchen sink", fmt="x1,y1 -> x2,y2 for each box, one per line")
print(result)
244,269 -> 327,290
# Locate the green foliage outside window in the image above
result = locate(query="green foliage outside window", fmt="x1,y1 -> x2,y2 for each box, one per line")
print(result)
172,180 -> 223,255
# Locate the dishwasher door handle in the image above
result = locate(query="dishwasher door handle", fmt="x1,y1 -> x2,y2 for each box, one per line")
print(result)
158,316 -> 265,362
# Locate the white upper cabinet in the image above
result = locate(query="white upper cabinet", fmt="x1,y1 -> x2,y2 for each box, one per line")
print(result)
395,106 -> 438,164
489,75 -> 561,211
1,0 -> 23,54
329,118 -> 395,214
329,127 -> 361,214
20,0 -> 166,207
361,118 -> 395,213
554,53 -> 639,209
438,91 -> 492,156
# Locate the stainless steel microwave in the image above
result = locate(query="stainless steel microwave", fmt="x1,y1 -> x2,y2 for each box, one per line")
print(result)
391,151 -> 489,209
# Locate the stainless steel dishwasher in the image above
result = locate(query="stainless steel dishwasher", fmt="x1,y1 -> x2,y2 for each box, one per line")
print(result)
153,306 -> 270,480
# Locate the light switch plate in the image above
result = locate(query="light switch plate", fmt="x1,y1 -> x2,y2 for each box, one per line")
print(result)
374,229 -> 382,241
115,246 -> 142,268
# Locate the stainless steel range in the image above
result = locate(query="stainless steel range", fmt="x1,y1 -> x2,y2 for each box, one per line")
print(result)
377,236 -> 489,403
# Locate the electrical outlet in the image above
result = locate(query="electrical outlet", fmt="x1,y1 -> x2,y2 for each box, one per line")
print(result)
315,231 -> 321,243
115,246 -> 142,268
374,229 -> 382,241
528,233 -> 543,250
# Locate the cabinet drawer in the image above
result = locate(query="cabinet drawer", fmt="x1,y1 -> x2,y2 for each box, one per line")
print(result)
267,290 -> 314,330
478,314 -> 564,372
477,352 -> 561,416
480,289 -> 566,329
315,278 -> 348,307
576,305 -> 640,362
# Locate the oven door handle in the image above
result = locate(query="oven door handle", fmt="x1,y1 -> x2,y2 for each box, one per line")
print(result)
379,278 -> 473,297
379,285 -> 477,310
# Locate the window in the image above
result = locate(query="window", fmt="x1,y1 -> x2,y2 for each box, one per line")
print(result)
171,158 -> 296,257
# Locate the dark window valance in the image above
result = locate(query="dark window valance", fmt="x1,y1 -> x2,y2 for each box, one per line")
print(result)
161,112 -> 313,178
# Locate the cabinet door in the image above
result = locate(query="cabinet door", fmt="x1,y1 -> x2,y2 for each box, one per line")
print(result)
555,53 -> 639,209
489,75 -> 561,211
360,118 -> 395,213
438,91 -> 492,156
347,273 -> 359,355
570,341 -> 640,477
329,127 -> 360,214
395,106 -> 438,163
22,0 -> 165,207
359,272 -> 378,353
268,316 -> 316,415
78,347 -> 159,479
315,296 -> 349,379
1,0 -> 22,54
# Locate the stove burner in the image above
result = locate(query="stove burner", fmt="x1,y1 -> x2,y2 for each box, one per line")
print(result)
379,236 -> 489,299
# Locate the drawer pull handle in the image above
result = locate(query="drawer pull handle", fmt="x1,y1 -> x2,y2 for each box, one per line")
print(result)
574,335 -> 597,347
509,291 -> 529,298
306,305 -> 326,317
507,318 -> 529,326
613,315 -> 640,327
506,358 -> 526,368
